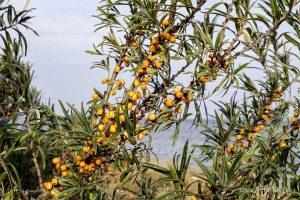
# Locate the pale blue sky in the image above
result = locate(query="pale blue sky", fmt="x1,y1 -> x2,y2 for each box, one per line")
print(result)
12,0 -> 103,107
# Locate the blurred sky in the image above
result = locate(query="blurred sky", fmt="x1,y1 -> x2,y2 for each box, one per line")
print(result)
11,0 -> 103,108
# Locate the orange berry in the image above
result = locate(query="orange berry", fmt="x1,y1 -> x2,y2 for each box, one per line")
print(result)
149,45 -> 156,53
95,158 -> 102,165
128,102 -> 133,110
134,78 -> 140,87
151,37 -> 159,45
60,164 -> 67,171
82,146 -> 90,153
236,134 -> 243,141
130,138 -> 137,145
124,56 -> 130,62
253,126 -> 260,133
52,158 -> 61,165
108,111 -> 115,119
162,18 -> 169,27
131,93 -> 137,101
142,59 -> 149,67
291,116 -> 298,124
199,75 -> 207,84
143,76 -> 151,83
97,107 -> 104,116
55,163 -> 61,170
140,82 -> 147,90
164,33 -> 171,41
137,68 -> 144,74
145,67 -> 152,74
92,93 -> 99,100
154,60 -> 162,68
159,30 -> 164,37
101,78 -> 108,84
98,124 -> 105,132
279,141 -> 287,149
148,113 -> 156,121
43,182 -> 52,190
128,91 -> 134,98
137,133 -> 144,140
61,171 -> 68,177
170,36 -> 176,43
114,65 -> 122,73
248,133 -> 254,141
175,91 -> 183,99
125,61 -> 130,67
109,125 -> 117,133
79,161 -> 86,168
51,178 -> 59,186
147,55 -> 155,62
259,124 -> 265,131
136,91 -> 142,99
165,98 -> 174,107
119,114 -> 125,122
75,156 -> 82,161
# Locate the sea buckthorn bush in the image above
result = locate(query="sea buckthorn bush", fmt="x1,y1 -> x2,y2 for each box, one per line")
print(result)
1,0 -> 300,199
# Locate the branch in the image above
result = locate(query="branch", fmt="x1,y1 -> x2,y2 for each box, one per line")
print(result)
173,0 -> 207,32
25,110 -> 43,189
228,1 -> 296,60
